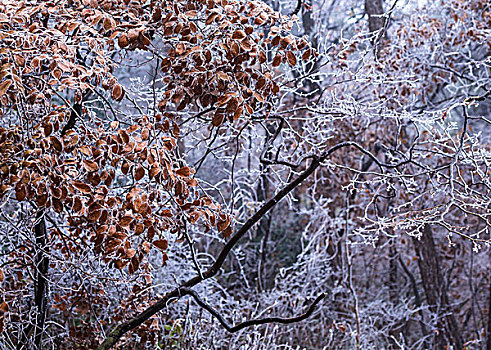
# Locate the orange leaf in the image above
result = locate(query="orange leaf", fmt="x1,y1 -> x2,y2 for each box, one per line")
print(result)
72,181 -> 91,194
176,166 -> 193,177
152,239 -> 168,250
83,159 -> 98,172
0,79 -> 12,98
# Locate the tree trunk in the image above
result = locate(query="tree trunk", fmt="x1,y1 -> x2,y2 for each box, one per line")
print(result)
365,0 -> 386,55
412,224 -> 463,349
33,214 -> 49,349
18,212 -> 49,350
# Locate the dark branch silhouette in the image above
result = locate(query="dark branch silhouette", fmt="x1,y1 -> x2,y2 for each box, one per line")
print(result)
180,288 -> 326,333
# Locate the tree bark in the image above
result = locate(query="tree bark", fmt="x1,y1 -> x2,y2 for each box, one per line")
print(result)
365,0 -> 386,55
365,0 -> 385,34
18,212 -> 49,350
412,224 -> 463,349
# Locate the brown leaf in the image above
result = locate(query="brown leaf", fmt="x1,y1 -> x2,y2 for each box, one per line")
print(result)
72,196 -> 83,212
88,208 -> 102,222
258,50 -> 267,64
72,181 -> 91,194
232,29 -> 246,40
134,165 -> 145,181
52,198 -> 63,213
15,183 -> 26,201
152,239 -> 168,251
118,33 -> 129,48
302,48 -> 311,61
128,28 -> 139,42
217,219 -> 230,232
206,12 -> 218,25
149,164 -> 161,178
79,145 -> 91,156
189,211 -> 200,223
121,161 -> 130,175
50,136 -> 63,152
128,254 -> 140,274
43,123 -> 53,137
111,84 -> 124,101
119,216 -> 133,227
83,159 -> 98,172
172,123 -> 180,138
286,51 -> 297,67
0,79 -> 12,98
212,112 -> 225,126
118,129 -> 130,144
272,54 -> 282,67
240,38 -> 252,51
176,166 -> 193,177
147,225 -> 156,240
103,16 -> 115,31
256,78 -> 266,90
36,193 -> 48,207
0,301 -> 8,313
280,36 -> 294,49
233,105 -> 243,120
162,252 -> 169,266
126,248 -> 137,259
139,32 -> 151,47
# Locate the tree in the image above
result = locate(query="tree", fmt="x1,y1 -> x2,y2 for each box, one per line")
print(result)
1,0 -> 490,349
0,0 -> 325,348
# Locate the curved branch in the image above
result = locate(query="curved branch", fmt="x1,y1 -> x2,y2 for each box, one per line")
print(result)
180,288 -> 326,333
290,0 -> 302,16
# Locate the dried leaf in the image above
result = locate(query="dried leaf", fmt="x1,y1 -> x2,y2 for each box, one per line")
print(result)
0,79 -> 12,98
72,181 -> 91,194
286,51 -> 297,66
212,112 -> 225,126
302,48 -> 311,61
134,165 -> 145,181
111,84 -> 124,101
83,159 -> 98,172
232,29 -> 246,40
118,129 -> 130,144
176,166 -> 193,177
118,33 -> 129,48
152,239 -> 168,251
240,38 -> 252,51
50,136 -> 63,152
119,216 -> 133,227
15,183 -> 26,201
272,54 -> 282,67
